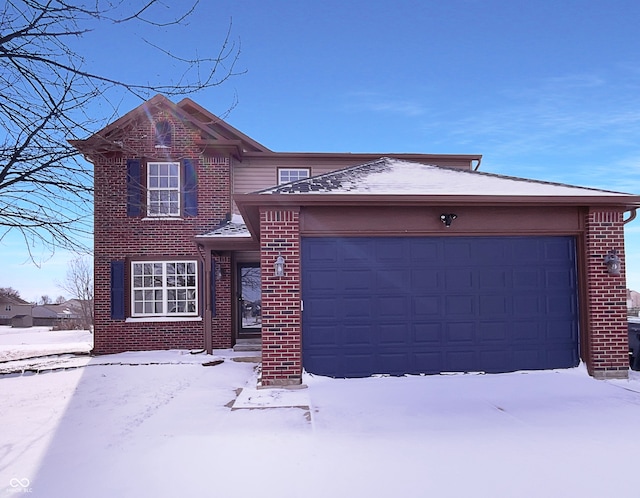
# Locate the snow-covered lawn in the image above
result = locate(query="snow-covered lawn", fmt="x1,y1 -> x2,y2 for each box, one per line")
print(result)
1,327 -> 640,498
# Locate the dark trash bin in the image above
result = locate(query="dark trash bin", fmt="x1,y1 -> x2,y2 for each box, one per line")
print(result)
629,321 -> 640,371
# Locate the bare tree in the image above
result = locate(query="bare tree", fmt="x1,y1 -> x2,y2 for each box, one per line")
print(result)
58,256 -> 94,330
39,295 -> 52,305
0,1 -> 242,259
0,287 -> 22,300
55,295 -> 66,304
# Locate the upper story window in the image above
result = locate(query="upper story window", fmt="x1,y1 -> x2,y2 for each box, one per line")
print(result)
278,168 -> 310,185
155,121 -> 172,148
147,162 -> 180,216
126,158 -> 197,218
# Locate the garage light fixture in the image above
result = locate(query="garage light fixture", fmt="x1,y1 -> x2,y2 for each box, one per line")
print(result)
440,213 -> 457,228
274,254 -> 285,277
604,249 -> 621,276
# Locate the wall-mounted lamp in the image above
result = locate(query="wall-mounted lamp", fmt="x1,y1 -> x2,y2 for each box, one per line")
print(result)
604,249 -> 621,276
274,254 -> 285,277
215,263 -> 224,281
440,213 -> 458,228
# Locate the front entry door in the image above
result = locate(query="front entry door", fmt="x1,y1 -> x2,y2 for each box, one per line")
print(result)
237,263 -> 261,337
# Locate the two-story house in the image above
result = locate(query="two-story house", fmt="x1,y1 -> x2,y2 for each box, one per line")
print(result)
72,94 -> 640,386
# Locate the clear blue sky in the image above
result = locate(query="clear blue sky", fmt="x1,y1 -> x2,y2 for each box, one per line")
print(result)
4,0 -> 640,301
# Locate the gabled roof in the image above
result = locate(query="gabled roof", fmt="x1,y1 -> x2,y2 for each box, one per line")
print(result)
0,293 -> 29,305
258,157 -> 636,197
236,157 -> 640,238
70,94 -> 271,157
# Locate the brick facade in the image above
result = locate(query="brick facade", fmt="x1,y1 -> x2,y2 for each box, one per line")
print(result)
259,208 -> 302,386
211,254 -> 233,348
584,208 -> 629,379
78,95 -> 640,382
92,105 -> 232,354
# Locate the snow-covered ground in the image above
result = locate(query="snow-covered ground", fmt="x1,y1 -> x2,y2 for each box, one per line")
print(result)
1,326 -> 640,498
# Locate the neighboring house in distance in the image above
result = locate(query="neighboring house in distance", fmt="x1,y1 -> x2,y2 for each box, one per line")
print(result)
627,289 -> 640,315
71,94 -> 640,386
0,294 -> 32,326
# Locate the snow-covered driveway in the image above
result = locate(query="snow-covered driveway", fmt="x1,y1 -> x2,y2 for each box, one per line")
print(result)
1,338 -> 640,497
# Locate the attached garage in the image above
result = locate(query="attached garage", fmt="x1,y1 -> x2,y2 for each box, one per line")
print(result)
236,157 -> 640,385
302,236 -> 579,377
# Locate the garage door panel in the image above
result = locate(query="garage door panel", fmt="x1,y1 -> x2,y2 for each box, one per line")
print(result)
305,297 -> 337,320
343,353 -> 375,377
343,269 -> 374,291
512,321 -> 543,341
378,353 -> 411,374
445,351 -> 478,372
479,295 -> 509,315
445,269 -> 474,290
413,352 -> 444,374
513,269 -> 541,288
302,236 -> 579,378
480,350 -> 511,372
410,239 -> 440,261
413,296 -> 441,317
379,323 -> 408,345
478,321 -> 508,341
545,295 -> 575,315
413,323 -> 442,342
411,269 -> 440,291
304,325 -> 338,347
343,297 -> 373,319
479,269 -> 509,289
343,325 -> 372,346
513,295 -> 543,315
305,269 -> 340,293
377,269 -> 411,290
445,322 -> 475,342
445,295 -> 475,315
445,241 -> 473,263
546,320 -> 578,341
377,295 -> 408,319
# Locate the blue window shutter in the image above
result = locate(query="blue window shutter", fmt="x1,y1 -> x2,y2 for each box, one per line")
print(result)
183,159 -> 198,217
127,159 -> 142,217
211,258 -> 217,317
110,261 -> 126,320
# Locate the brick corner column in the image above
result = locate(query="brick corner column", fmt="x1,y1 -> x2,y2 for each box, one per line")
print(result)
585,208 -> 629,380
259,208 -> 302,387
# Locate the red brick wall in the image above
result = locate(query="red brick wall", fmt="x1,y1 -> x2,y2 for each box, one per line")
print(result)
585,208 -> 629,379
92,107 -> 232,354
259,208 -> 302,386
211,254 -> 233,348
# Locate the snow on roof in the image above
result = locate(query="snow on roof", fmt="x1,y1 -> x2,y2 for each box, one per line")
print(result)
259,157 -> 635,197
197,214 -> 251,238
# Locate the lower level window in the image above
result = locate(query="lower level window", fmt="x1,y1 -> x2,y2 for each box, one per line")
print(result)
131,261 -> 198,316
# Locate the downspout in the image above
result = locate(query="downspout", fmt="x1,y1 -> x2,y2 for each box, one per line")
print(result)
197,243 -> 213,355
624,208 -> 637,225
473,157 -> 482,171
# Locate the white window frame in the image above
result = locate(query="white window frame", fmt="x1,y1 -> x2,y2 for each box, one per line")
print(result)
147,162 -> 181,217
131,260 -> 198,317
278,168 -> 310,185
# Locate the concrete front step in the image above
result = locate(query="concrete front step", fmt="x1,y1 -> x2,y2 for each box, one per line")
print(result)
234,339 -> 262,352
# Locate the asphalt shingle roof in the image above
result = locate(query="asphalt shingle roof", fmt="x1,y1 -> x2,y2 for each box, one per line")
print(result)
258,157 -> 635,197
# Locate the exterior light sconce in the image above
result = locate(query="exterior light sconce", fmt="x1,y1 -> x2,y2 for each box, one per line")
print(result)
215,263 -> 224,281
604,249 -> 621,276
274,254 -> 285,277
440,213 -> 458,228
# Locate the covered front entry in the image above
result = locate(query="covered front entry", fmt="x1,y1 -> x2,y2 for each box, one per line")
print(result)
302,236 -> 580,378
237,263 -> 261,338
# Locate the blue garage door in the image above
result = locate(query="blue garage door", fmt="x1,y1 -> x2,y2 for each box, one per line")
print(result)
302,236 -> 579,377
